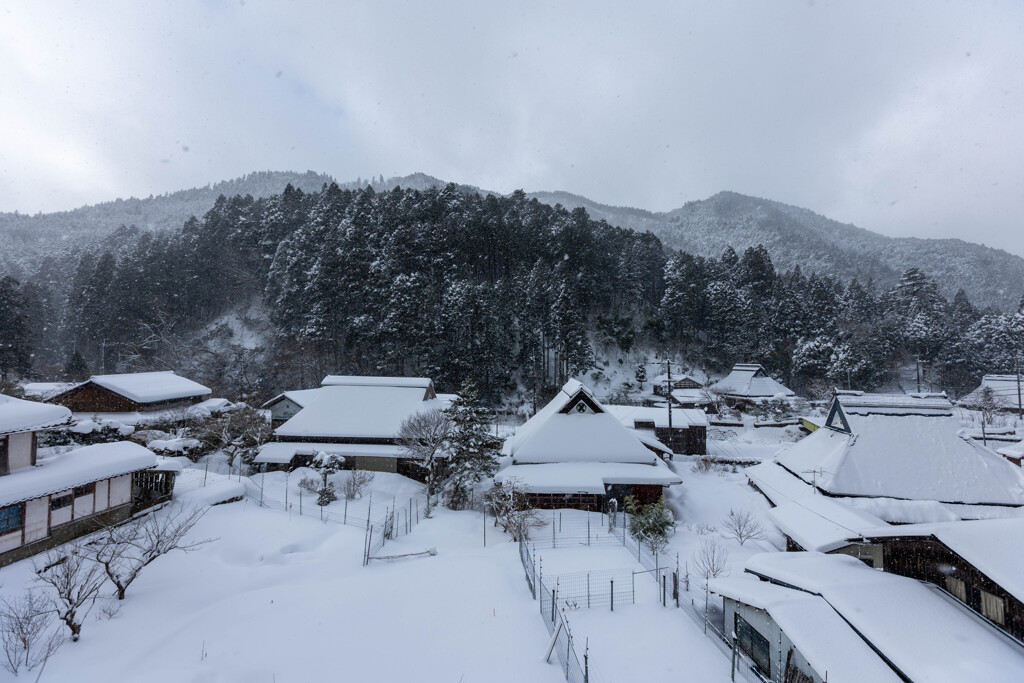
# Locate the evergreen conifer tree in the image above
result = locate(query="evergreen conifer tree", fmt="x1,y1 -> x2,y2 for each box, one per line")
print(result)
441,382 -> 499,510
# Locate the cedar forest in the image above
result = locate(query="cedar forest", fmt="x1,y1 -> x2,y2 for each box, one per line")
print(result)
0,182 -> 1021,405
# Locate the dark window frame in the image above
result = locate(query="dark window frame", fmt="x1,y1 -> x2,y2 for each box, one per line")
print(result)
0,503 -> 23,534
50,494 -> 73,511
73,483 -> 95,498
735,613 -> 772,677
0,436 -> 8,476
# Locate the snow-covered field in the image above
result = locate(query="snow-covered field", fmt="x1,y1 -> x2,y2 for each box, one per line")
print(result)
0,501 -> 564,683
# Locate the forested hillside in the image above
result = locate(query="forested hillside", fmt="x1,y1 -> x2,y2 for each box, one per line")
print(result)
1,183 -> 1021,405
529,190 -> 1024,310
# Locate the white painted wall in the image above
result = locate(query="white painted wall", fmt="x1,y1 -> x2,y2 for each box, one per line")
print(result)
73,493 -> 94,519
109,474 -> 131,507
94,479 -> 109,512
50,491 -> 72,527
7,432 -> 34,471
0,529 -> 20,553
23,497 -> 48,543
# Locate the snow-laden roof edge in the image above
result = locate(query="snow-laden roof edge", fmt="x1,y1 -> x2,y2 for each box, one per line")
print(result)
0,393 -> 72,436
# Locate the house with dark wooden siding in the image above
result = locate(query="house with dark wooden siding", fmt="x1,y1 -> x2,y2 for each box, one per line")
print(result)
495,380 -> 680,511
48,371 -> 211,413
853,519 -> 1024,643
602,404 -> 708,456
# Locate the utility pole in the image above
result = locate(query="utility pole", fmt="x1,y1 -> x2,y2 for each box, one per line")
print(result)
1017,357 -> 1023,421
665,359 -> 673,440
915,358 -> 922,393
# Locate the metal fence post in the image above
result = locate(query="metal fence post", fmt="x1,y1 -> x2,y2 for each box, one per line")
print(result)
587,573 -> 591,609
344,498 -> 348,524
551,587 -> 556,623
610,579 -> 614,612
632,572 -> 635,604
587,516 -> 591,546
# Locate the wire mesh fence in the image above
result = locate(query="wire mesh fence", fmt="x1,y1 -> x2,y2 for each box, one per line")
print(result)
539,573 -> 593,683
173,466 -> 433,565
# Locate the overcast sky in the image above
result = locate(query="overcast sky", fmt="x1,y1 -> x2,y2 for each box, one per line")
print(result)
1,1 -> 1022,255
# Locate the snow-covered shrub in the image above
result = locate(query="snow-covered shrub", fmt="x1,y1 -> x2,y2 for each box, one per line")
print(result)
693,522 -> 717,535
297,475 -> 320,495
317,482 -> 338,506
34,543 -> 105,642
486,478 -> 543,541
691,455 -> 721,474
626,496 -> 676,555
342,470 -> 374,501
720,508 -> 766,546
753,398 -> 793,422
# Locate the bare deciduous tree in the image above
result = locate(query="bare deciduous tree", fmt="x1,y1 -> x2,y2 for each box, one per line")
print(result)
486,478 -> 543,541
90,505 -> 212,600
692,537 -> 729,583
342,470 -> 375,501
397,409 -> 452,515
0,592 -> 63,674
721,508 -> 767,546
34,544 -> 106,642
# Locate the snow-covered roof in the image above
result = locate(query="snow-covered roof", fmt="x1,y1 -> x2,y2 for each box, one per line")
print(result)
710,576 -> 902,683
669,388 -> 711,405
859,518 -> 1024,605
320,375 -> 433,391
274,385 -> 442,440
744,461 -> 814,506
775,398 -> 1024,505
0,393 -> 72,436
62,372 -> 211,404
712,364 -> 794,399
494,461 -> 681,494
767,496 -> 888,552
602,404 -> 708,429
21,382 -> 75,400
260,388 -> 327,410
998,439 -> 1024,459
961,374 -> 1024,410
837,496 -> 960,524
502,381 -> 664,465
744,552 -> 1024,682
0,441 -> 156,507
254,441 -> 407,464
631,430 -> 673,457
833,390 -> 953,416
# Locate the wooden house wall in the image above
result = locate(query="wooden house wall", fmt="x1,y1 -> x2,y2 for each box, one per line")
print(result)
6,432 -> 35,471
879,538 -> 1024,641
52,383 -> 203,413
653,425 -> 707,455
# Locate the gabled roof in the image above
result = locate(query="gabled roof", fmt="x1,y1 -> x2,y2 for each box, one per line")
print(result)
0,441 -> 155,507
833,390 -> 953,416
0,393 -> 72,436
260,388 -> 326,410
745,552 -> 1024,682
56,372 -> 211,404
859,518 -> 1024,606
502,380 -> 664,465
494,461 -> 681,494
775,397 -> 1024,506
961,374 -> 1024,409
710,576 -> 902,683
713,363 -> 794,399
275,385 -> 442,440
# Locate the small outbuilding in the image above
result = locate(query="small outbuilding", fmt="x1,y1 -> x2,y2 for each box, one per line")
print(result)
711,364 -> 795,408
602,404 -> 708,455
961,374 -> 1024,413
48,371 -> 212,414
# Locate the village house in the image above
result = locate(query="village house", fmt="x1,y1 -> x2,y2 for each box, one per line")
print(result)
494,380 -> 680,511
602,403 -> 708,455
710,363 -> 795,408
48,371 -> 213,415
770,395 -> 1024,508
710,575 -> 902,683
850,518 -> 1024,643
0,394 -> 161,567
260,388 -> 327,426
253,376 -> 447,478
961,374 -> 1024,413
740,552 -> 1024,682
831,389 -> 954,416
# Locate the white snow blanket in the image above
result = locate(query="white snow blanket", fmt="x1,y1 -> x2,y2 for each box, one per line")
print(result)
260,387 -> 327,410
602,404 -> 708,429
83,371 -> 211,403
0,393 -> 71,435
767,496 -> 887,552
775,413 -> 1024,505
0,441 -> 155,507
320,375 -> 433,390
833,389 -> 953,416
503,380 -> 665,464
21,382 -> 75,400
712,363 -> 794,399
744,552 -> 1024,682
254,441 -> 406,464
861,517 -> 1024,605
710,576 -> 901,683
275,385 -> 442,439
179,479 -> 246,506
494,461 -> 682,494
